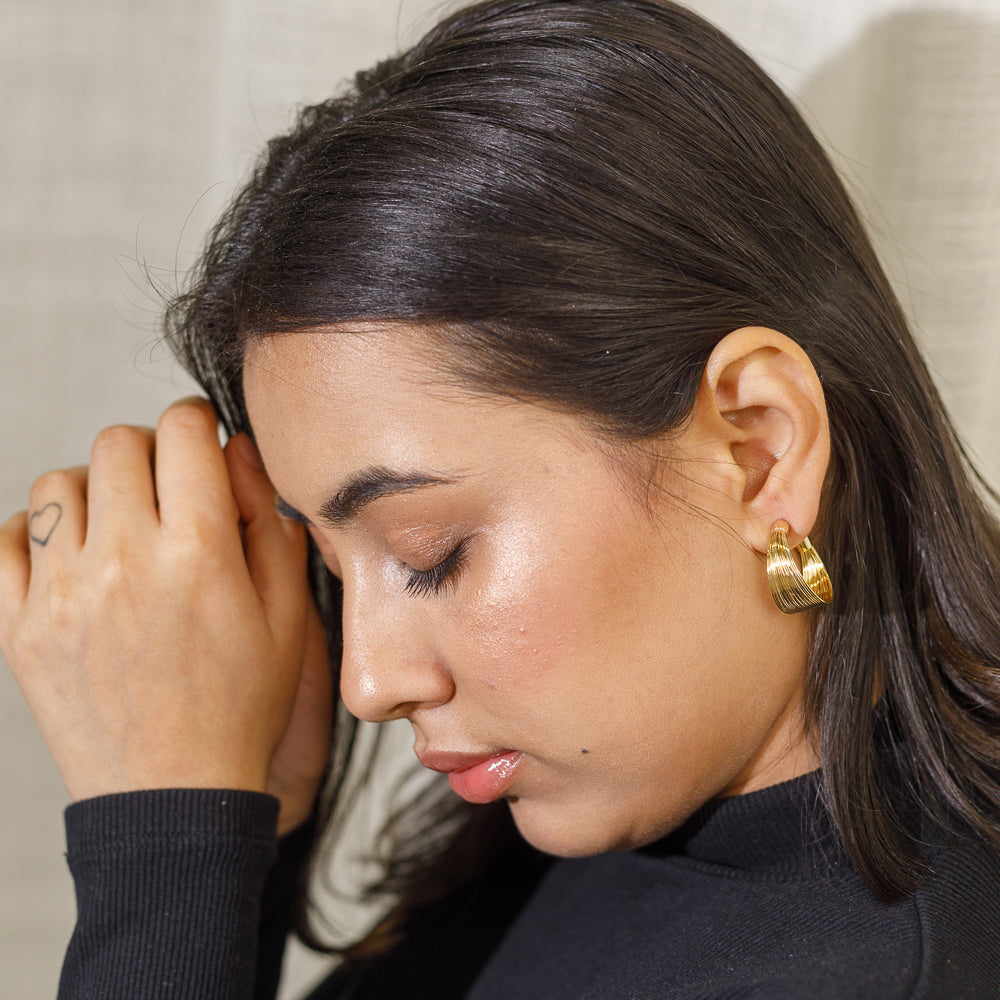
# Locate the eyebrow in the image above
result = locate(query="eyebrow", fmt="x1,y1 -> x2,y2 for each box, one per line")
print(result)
312,466 -> 457,527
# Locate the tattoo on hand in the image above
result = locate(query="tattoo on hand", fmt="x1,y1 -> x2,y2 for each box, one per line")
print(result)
29,503 -> 63,546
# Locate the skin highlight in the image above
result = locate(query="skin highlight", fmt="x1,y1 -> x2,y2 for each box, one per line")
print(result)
243,322 -> 824,857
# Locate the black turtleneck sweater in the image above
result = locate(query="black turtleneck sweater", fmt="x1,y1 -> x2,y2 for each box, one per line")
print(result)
463,776 -> 1000,998
58,774 -> 1000,999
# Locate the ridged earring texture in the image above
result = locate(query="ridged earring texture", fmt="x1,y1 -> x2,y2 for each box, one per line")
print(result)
766,520 -> 833,614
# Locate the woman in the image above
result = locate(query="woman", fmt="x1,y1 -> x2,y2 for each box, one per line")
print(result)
2,0 -> 1000,996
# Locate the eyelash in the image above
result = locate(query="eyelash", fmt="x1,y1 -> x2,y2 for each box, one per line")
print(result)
404,539 -> 469,598
274,496 -> 467,597
274,497 -> 310,524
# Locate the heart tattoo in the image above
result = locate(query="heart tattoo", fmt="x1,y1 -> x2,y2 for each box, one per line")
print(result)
29,502 -> 63,546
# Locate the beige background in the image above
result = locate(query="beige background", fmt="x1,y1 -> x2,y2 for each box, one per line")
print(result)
2,1 -> 998,997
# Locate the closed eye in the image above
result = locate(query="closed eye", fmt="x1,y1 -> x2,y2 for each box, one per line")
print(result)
404,539 -> 469,597
275,495 -> 311,524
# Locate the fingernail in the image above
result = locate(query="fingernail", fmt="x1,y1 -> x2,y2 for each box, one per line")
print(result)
233,433 -> 265,470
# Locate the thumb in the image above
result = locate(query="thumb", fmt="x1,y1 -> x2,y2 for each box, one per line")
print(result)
225,433 -> 310,628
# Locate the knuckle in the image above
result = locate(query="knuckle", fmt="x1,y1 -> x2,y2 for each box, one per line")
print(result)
0,509 -> 27,534
45,570 -> 84,632
3,629 -> 34,675
30,468 -> 79,502
170,518 -> 223,562
158,399 -> 217,439
5,571 -> 83,664
92,423 -> 146,458
167,516 -> 240,580
95,545 -> 132,593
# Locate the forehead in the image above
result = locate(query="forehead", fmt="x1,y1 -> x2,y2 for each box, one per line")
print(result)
243,324 -> 459,471
240,323 -> 607,504
244,322 -> 437,400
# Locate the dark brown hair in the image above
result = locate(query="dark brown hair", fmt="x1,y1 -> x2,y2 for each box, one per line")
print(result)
165,0 -> 1000,949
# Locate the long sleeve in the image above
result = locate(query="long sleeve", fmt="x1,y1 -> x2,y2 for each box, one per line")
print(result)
59,789 -> 281,1000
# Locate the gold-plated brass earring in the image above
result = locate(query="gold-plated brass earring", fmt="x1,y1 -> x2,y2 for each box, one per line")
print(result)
766,520 -> 833,614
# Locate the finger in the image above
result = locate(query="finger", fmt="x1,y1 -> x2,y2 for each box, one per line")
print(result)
0,511 -> 31,626
86,424 -> 157,543
225,433 -> 309,623
154,398 -> 240,536
26,467 -> 89,553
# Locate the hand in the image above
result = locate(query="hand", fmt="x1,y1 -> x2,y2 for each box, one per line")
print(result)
0,399 -> 332,834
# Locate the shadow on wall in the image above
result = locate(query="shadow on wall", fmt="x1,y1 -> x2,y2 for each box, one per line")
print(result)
796,7 -> 1000,492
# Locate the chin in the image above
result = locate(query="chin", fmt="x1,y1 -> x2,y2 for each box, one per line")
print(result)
507,796 -> 654,857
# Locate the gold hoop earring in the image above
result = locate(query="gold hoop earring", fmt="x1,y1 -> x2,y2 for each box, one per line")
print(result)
766,520 -> 833,614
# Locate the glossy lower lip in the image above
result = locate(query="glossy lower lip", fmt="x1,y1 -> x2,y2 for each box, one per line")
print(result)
418,750 -> 524,804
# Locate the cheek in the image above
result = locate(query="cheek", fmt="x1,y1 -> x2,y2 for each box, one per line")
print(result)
454,562 -> 581,690
449,525 -> 636,694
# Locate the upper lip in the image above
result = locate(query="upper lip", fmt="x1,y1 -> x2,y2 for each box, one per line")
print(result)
417,749 -> 513,774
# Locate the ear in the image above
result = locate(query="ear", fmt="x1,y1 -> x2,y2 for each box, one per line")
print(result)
686,327 -> 830,554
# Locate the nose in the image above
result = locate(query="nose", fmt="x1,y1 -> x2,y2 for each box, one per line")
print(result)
338,585 -> 455,723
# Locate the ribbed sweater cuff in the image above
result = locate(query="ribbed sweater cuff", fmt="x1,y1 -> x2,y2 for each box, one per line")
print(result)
59,789 -> 279,1000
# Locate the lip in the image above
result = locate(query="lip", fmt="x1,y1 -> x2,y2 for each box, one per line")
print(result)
418,749 -> 524,804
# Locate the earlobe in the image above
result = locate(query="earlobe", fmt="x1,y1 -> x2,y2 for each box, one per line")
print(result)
698,327 -> 830,554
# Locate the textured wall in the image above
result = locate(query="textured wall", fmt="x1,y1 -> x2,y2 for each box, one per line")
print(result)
2,1 -> 998,997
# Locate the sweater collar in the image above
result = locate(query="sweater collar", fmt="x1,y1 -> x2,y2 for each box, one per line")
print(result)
642,771 -> 843,873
